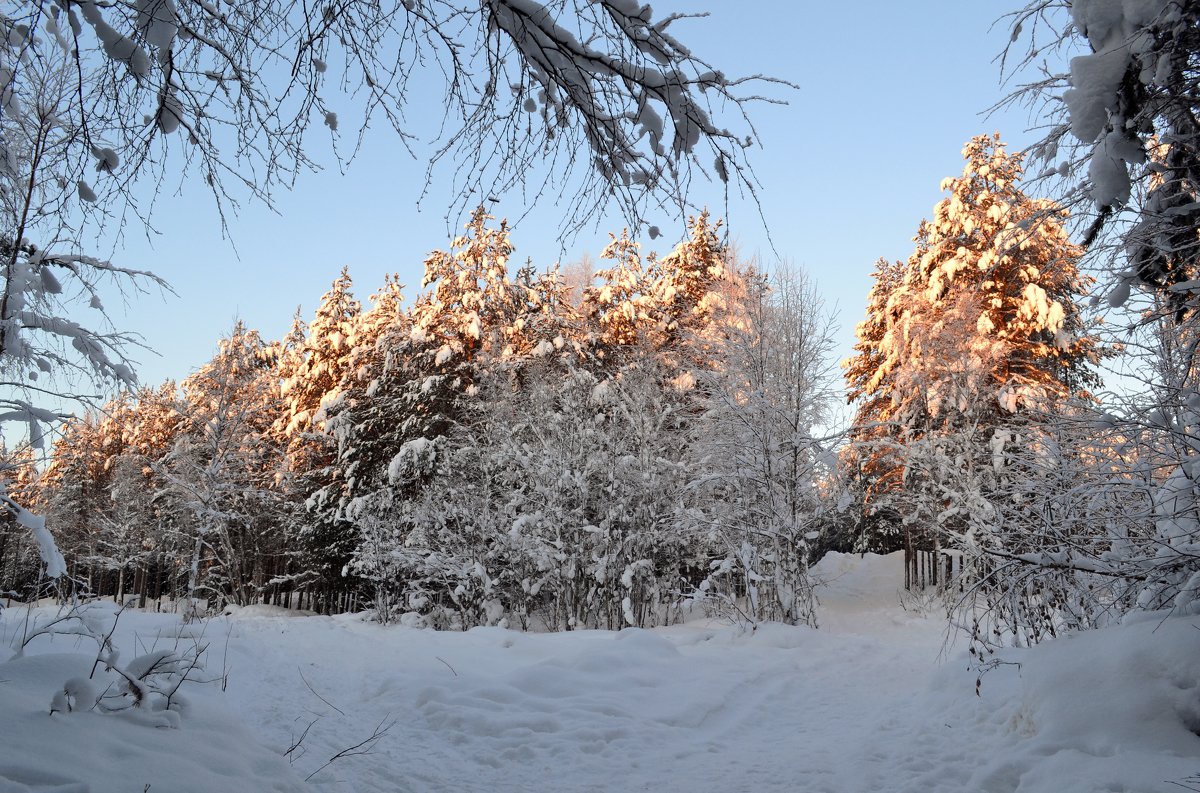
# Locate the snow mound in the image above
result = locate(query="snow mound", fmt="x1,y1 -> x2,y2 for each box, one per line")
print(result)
222,603 -> 315,618
923,613 -> 1200,792
0,614 -> 306,793
813,551 -> 901,598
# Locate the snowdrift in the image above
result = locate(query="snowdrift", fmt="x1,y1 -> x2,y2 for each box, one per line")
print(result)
0,552 -> 1195,792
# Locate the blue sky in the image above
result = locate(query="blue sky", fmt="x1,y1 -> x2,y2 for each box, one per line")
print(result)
101,1 -> 1055,392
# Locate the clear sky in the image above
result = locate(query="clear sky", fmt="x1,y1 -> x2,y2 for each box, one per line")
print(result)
98,1 -> 1055,394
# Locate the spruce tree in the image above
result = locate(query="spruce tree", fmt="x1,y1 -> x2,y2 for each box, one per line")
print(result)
843,134 -> 1099,560
169,323 -> 287,608
280,269 -> 363,609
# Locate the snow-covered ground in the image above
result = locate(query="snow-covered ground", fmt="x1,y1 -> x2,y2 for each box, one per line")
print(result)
2,552 -> 1198,792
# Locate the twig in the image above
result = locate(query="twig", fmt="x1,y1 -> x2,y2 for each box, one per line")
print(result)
297,666 -> 344,715
304,715 -> 394,782
434,656 -> 458,677
285,715 -> 321,760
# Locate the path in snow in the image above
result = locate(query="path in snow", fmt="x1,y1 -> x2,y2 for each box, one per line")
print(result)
4,552 -> 1196,791
219,554 -> 998,793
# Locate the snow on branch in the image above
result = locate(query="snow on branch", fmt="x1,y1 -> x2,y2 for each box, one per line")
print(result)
0,492 -> 65,578
2,1 -> 789,245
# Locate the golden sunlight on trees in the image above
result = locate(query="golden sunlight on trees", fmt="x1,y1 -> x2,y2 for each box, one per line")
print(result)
841,134 -> 1100,559
24,213 -> 839,628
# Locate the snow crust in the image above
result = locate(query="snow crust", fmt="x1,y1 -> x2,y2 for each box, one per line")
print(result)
2,552 -> 1196,791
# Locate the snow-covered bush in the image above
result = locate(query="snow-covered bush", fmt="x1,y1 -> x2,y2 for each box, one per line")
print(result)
13,601 -> 209,727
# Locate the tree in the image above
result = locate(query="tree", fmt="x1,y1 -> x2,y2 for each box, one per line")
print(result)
582,229 -> 655,359
3,2 -> 786,237
840,257 -> 908,552
40,410 -> 115,591
335,213 -> 584,621
1000,0 -> 1200,626
0,15 -> 160,584
277,269 -> 362,607
2,1 -> 781,583
165,323 -> 287,609
1004,0 -> 1200,315
694,263 -> 839,626
843,134 -> 1099,567
0,445 -> 48,595
0,33 -> 164,444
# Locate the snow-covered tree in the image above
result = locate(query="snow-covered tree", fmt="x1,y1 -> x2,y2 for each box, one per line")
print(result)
840,258 -> 909,552
0,25 -> 164,426
583,229 -> 654,355
693,263 -> 839,627
0,31 -> 166,581
40,410 -> 116,591
164,324 -> 288,609
0,445 -> 47,594
367,345 -> 701,630
330,212 -> 518,533
345,215 -> 789,629
322,275 -> 409,508
649,210 -> 732,366
2,0 -> 783,591
998,0 -> 1200,628
282,268 -> 361,443
582,211 -> 736,379
3,1 -> 783,241
843,134 -> 1099,567
337,214 -> 587,621
1005,0 -> 1200,314
279,269 -> 362,607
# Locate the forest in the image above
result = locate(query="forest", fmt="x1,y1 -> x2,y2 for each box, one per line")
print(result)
1,0 -> 1199,790
4,132 -> 1196,660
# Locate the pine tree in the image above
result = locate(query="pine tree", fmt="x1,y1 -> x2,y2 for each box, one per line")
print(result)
321,276 -> 412,527
280,269 -> 363,609
583,230 -> 653,356
167,323 -> 288,609
650,210 -> 730,360
42,411 -> 114,594
840,258 -> 909,552
843,134 -> 1099,563
336,213 -> 581,619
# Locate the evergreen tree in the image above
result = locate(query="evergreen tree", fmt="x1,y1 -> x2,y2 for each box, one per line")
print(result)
167,323 -> 288,609
42,411 -> 114,593
843,134 -> 1099,561
280,269 -> 363,609
840,258 -> 909,552
649,210 -> 731,366
583,230 -> 653,357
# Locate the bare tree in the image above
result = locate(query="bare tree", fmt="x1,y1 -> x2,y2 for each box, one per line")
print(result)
0,32 -> 164,437
993,1 -> 1200,628
3,1 -> 790,236
694,262 -> 840,628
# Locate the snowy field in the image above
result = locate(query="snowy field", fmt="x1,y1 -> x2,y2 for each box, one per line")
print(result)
2,552 -> 1198,793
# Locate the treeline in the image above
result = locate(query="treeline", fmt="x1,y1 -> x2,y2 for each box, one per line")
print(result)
1,210 -> 840,629
9,136 -> 1197,649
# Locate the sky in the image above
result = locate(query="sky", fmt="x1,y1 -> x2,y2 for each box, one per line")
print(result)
96,1 -> 1060,395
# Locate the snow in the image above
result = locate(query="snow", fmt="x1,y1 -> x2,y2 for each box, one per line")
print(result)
9,504 -> 66,579
75,180 -> 96,204
2,552 -> 1197,791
